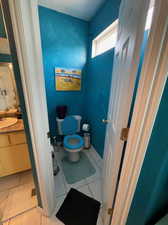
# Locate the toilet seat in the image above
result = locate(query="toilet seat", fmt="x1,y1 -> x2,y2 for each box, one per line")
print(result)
64,135 -> 84,151
59,116 -> 84,162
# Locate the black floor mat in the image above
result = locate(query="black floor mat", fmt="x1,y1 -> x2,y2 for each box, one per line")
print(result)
56,188 -> 101,225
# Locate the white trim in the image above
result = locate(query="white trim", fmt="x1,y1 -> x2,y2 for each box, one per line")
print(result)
111,1 -> 168,224
102,0 -> 150,224
92,19 -> 118,58
145,6 -> 154,30
94,19 -> 118,41
8,0 -> 56,216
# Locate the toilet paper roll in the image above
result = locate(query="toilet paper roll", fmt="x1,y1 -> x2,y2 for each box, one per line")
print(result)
82,124 -> 90,132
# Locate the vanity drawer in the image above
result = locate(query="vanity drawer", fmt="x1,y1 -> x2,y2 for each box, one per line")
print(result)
0,144 -> 31,177
9,131 -> 27,145
0,135 -> 10,147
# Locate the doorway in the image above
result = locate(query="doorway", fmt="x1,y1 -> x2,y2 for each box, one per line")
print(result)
2,0 -> 160,223
37,4 -> 117,225
0,63 -> 37,222
37,1 -> 152,225
0,3 -> 40,223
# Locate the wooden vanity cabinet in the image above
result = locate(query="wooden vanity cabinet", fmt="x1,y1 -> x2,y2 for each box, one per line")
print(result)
0,131 -> 31,177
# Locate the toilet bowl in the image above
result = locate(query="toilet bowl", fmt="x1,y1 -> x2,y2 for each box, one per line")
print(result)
64,134 -> 84,162
57,115 -> 84,162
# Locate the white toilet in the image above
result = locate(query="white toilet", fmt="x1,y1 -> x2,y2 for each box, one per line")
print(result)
56,115 -> 84,162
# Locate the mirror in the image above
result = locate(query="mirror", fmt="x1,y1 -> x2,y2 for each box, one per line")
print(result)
0,63 -> 19,112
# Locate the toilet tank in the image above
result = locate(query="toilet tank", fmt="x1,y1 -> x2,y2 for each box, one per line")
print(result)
56,115 -> 82,135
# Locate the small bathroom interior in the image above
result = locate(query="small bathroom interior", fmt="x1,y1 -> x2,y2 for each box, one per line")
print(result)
38,0 -> 154,221
0,0 -> 154,224
0,5 -> 37,223
38,0 -> 121,219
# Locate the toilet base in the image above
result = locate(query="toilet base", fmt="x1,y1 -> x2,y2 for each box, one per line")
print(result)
64,147 -> 83,162
68,152 -> 80,162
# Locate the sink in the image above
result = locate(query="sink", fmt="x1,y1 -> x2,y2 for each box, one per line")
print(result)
0,117 -> 18,129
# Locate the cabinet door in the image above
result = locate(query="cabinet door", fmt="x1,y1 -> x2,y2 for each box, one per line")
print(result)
0,144 -> 31,177
9,131 -> 27,145
0,161 -> 6,177
0,134 -> 10,147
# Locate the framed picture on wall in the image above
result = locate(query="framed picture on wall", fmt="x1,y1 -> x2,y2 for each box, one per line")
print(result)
55,68 -> 81,91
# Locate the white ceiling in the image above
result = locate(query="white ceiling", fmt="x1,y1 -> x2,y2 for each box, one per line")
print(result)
38,0 -> 106,21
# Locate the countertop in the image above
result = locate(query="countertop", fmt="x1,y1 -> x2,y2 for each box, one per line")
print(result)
0,119 -> 24,134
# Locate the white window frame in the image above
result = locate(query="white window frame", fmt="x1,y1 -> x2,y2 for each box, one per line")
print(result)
92,3 -> 154,59
92,19 -> 118,58
145,6 -> 154,30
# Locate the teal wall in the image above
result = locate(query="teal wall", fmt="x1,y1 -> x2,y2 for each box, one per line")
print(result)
84,0 -> 121,157
0,6 -> 11,62
127,78 -> 168,225
0,6 -> 6,38
84,50 -> 114,157
38,1 -> 121,157
38,6 -> 89,136
90,0 -> 121,39
0,54 -> 12,62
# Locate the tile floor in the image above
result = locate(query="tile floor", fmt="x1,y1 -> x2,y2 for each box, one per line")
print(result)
2,146 -> 104,225
0,170 -> 37,223
2,206 -> 104,225
53,146 -> 104,225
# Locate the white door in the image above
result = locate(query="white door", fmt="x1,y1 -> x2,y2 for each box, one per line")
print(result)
103,0 -> 150,224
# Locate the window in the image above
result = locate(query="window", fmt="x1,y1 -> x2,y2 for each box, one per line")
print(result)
92,4 -> 154,58
92,19 -> 118,58
145,6 -> 154,30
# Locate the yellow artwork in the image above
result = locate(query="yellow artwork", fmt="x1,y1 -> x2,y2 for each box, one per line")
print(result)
55,68 -> 82,91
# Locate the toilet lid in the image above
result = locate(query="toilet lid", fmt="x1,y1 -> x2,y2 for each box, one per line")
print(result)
62,116 -> 78,135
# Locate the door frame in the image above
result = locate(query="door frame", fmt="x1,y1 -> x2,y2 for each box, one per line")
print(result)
3,0 -> 56,216
110,1 -> 168,224
4,0 -> 168,223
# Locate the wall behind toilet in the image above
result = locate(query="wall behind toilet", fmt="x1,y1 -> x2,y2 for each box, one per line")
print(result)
38,1 -> 121,157
38,6 -> 89,136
